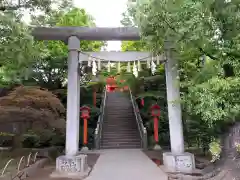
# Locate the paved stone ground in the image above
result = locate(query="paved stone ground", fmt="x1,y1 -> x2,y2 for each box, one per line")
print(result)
25,149 -> 167,180
143,150 -> 164,166
85,149 -> 168,180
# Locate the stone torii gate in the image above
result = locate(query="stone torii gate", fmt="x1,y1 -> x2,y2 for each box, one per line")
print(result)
32,27 -> 195,177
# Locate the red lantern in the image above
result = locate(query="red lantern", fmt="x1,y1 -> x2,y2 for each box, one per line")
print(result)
80,106 -> 90,119
150,104 -> 161,143
150,104 -> 161,117
106,76 -> 117,92
80,106 -> 91,145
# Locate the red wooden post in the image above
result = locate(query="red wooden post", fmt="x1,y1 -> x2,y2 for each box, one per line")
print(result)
80,106 -> 90,146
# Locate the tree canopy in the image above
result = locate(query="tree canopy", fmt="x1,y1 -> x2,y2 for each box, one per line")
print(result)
0,1 -> 105,88
120,0 -> 240,155
0,0 -> 105,148
123,0 -> 240,123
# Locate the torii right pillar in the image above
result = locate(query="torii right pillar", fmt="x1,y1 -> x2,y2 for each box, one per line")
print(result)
163,40 -> 195,173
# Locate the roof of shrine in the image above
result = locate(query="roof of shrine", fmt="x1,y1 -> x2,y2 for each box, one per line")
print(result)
32,27 -> 141,41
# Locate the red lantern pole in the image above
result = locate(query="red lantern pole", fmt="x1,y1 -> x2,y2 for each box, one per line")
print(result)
80,106 -> 90,146
84,118 -> 88,145
153,116 -> 159,143
141,98 -> 144,106
150,104 -> 161,144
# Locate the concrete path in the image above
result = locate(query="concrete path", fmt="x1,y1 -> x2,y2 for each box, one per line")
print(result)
85,149 -> 168,180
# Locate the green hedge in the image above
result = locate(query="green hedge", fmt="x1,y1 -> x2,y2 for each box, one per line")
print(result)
0,130 -> 65,148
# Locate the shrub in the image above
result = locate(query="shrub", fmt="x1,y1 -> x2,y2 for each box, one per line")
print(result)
22,133 -> 40,148
209,139 -> 222,162
0,132 -> 14,147
0,86 -> 66,148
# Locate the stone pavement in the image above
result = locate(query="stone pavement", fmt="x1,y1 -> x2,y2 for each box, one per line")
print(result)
85,149 -> 168,180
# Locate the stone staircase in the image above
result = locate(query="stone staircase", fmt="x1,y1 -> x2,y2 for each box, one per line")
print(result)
100,91 -> 142,149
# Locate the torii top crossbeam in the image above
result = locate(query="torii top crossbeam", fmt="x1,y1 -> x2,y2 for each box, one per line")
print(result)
32,27 -> 141,41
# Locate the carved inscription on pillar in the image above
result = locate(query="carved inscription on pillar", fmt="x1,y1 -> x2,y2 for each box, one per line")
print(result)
59,159 -> 80,172
175,155 -> 193,172
56,155 -> 86,173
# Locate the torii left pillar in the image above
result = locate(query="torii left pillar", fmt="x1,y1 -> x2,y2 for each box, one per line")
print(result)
51,36 -> 90,179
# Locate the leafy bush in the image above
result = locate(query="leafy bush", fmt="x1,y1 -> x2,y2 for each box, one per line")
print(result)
0,132 -> 14,147
22,133 -> 40,148
0,86 -> 66,148
209,139 -> 222,162
21,130 -> 65,148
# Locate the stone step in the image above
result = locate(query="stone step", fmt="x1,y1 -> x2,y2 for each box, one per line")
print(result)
105,108 -> 133,111
102,125 -> 138,128
101,138 -> 141,143
103,119 -> 136,122
102,130 -> 139,134
106,100 -> 131,102
103,124 -> 136,127
105,114 -> 135,116
102,134 -> 140,139
105,109 -> 133,111
102,123 -> 137,127
101,141 -> 141,146
103,118 -> 135,122
100,92 -> 142,150
102,130 -> 139,135
105,112 -> 135,119
102,134 -> 139,138
102,124 -> 138,128
102,123 -> 138,127
105,107 -> 132,110
102,124 -> 137,127
106,100 -> 130,101
105,113 -> 134,115
104,116 -> 135,119
100,143 -> 141,149
105,107 -> 133,110
102,128 -> 138,132
102,123 -> 136,127
106,102 -> 131,104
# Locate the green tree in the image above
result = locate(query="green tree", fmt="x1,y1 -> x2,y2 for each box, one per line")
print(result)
27,7 -> 105,89
0,0 -> 75,86
122,0 -> 240,151
0,0 -> 73,12
0,12 -> 42,86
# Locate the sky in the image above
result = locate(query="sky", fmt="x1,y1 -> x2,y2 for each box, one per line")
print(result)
74,0 -> 128,51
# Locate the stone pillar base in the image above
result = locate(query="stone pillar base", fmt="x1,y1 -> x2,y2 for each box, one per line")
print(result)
163,152 -> 195,173
50,154 -> 91,179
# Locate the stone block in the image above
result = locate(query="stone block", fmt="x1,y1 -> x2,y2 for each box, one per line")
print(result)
81,146 -> 89,152
163,152 -> 195,173
50,154 -> 91,179
153,144 -> 162,150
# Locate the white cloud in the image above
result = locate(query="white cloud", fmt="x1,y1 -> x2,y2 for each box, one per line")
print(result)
74,0 -> 128,51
